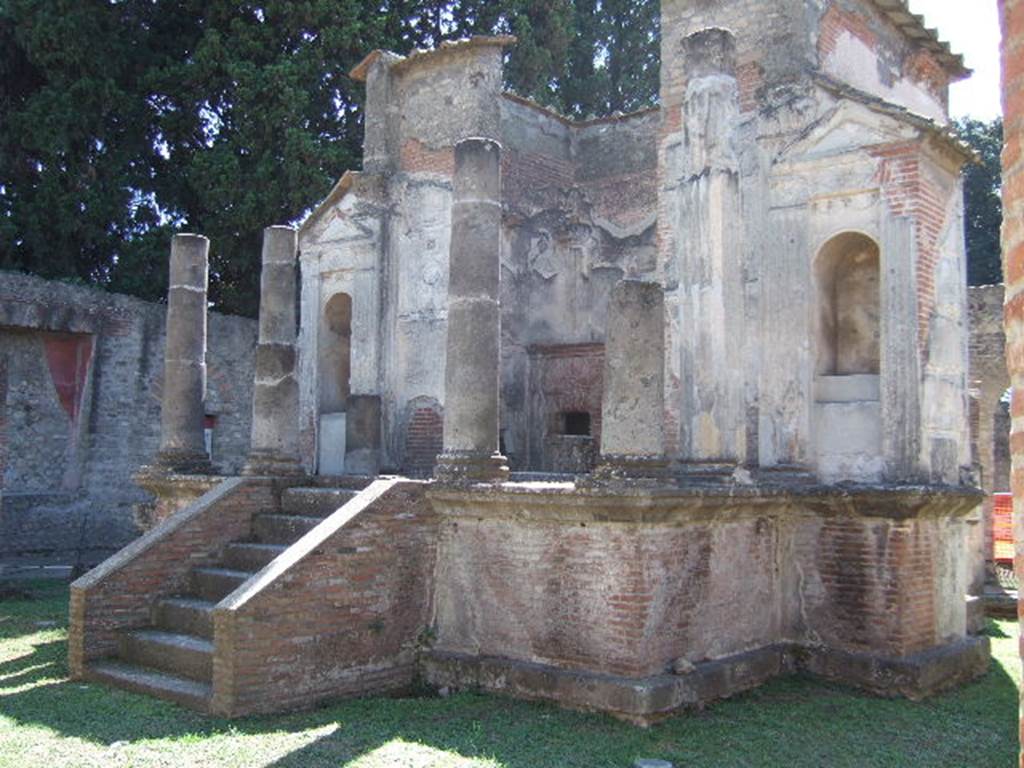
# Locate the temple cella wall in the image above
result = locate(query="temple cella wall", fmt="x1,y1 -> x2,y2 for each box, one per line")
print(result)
299,0 -> 974,489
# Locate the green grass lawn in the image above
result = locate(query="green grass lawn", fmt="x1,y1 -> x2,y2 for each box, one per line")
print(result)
0,580 -> 1017,768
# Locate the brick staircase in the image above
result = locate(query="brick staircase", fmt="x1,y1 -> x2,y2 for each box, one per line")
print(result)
84,484 -> 364,711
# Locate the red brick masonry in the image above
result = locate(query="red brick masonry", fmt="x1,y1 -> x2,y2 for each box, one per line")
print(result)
425,483 -> 987,722
211,480 -> 437,716
998,0 -> 1024,763
69,477 -> 438,717
70,476 -> 987,722
69,478 -> 274,675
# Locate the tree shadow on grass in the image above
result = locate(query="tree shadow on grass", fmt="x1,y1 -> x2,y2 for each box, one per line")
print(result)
0,639 -> 64,688
0,586 -> 1019,768
1,649 -> 1019,768
259,647 -> 1022,768
985,620 -> 1011,639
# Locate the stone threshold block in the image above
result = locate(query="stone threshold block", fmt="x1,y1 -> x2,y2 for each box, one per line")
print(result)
434,450 -> 510,484
797,635 -> 990,701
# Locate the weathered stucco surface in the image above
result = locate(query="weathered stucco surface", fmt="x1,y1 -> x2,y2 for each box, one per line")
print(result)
0,271 -> 256,566
300,1 -> 972,490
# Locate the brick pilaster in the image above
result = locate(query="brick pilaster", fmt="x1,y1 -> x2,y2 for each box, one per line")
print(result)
997,1 -> 1024,764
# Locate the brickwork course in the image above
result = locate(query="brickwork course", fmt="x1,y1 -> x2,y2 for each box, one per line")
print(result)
998,0 -> 1024,763
0,270 -> 256,568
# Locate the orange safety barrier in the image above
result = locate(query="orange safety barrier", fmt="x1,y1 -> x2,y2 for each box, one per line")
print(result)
994,492 -> 1014,564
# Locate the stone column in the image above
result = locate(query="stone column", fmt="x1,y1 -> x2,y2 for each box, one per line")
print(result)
244,226 -> 303,476
155,234 -> 212,473
997,0 -> 1024,762
435,138 -> 509,482
597,280 -> 667,480
675,28 -> 746,472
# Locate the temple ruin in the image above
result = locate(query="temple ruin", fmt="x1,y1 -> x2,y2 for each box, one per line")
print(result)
69,0 -> 990,724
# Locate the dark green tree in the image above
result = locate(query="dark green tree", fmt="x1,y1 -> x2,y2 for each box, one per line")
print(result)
565,0 -> 658,116
0,0 -> 181,293
504,0 -> 659,118
140,0 -> 390,314
955,117 -> 1004,286
0,0 -> 395,313
0,0 -> 663,315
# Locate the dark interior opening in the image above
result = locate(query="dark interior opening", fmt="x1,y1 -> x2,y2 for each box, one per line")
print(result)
562,411 -> 591,436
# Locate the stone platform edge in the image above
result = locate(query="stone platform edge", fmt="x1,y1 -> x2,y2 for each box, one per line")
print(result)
421,636 -> 990,724
427,481 -> 983,525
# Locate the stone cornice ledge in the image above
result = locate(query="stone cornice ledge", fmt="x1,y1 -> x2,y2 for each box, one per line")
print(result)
427,481 -> 982,525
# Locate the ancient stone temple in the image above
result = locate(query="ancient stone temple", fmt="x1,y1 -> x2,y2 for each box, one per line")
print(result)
70,0 -> 989,724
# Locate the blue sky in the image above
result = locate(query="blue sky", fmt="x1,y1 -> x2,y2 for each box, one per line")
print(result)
909,0 -> 1002,120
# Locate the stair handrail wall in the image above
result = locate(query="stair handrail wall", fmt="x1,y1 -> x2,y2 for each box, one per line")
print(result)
209,478 -> 438,716
69,477 -> 276,677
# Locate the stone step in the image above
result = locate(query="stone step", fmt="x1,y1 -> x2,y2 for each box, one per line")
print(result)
119,629 -> 213,683
153,596 -> 215,639
87,659 -> 211,712
253,514 -> 322,545
191,567 -> 252,602
222,542 -> 286,571
304,476 -> 375,490
280,487 -> 359,517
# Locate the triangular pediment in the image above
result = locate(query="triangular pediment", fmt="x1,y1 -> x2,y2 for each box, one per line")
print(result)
777,100 -> 920,165
298,171 -> 359,242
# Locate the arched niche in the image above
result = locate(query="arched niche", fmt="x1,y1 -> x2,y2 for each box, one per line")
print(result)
319,292 -> 352,414
814,232 -> 880,376
812,232 -> 883,483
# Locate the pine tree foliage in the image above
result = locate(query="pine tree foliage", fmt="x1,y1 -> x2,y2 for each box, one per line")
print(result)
0,2 -> 639,315
954,117 -> 1004,286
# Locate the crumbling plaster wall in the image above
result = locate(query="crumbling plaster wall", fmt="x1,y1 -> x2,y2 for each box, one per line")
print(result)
300,44 -> 660,474
0,271 -> 256,565
301,1 -> 969,481
430,499 -> 786,679
2,329 -> 87,494
816,0 -> 953,123
659,0 -> 953,122
500,98 -> 658,470
919,164 -> 972,483
429,487 -> 977,691
299,175 -> 388,470
656,0 -> 968,483
970,285 -> 1011,491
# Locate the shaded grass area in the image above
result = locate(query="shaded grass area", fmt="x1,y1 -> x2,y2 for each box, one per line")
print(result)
0,580 -> 1017,768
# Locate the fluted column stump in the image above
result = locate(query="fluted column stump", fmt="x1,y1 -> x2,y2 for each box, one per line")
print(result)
594,280 -> 668,482
244,226 -> 303,476
676,27 -> 746,472
435,138 -> 509,483
154,234 -> 212,474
